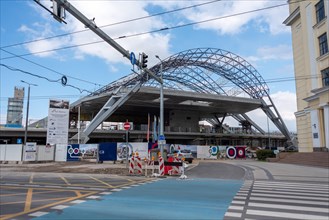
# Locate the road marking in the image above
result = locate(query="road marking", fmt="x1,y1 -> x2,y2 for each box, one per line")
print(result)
248,202 -> 329,213
252,189 -> 329,197
247,209 -> 329,220
1,190 -> 97,220
253,183 -> 329,191
29,173 -> 34,184
253,186 -> 329,194
59,174 -> 71,185
250,196 -> 329,206
228,205 -> 244,211
70,200 -> 86,204
231,200 -> 245,205
100,192 -> 112,195
255,181 -> 329,188
51,205 -> 69,210
28,211 -> 48,217
224,212 -> 242,218
251,192 -> 329,201
87,176 -> 115,188
24,188 -> 33,212
87,195 -> 100,199
111,188 -> 122,192
74,190 -> 82,197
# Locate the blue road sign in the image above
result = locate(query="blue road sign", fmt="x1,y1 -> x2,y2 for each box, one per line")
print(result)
130,52 -> 136,65
158,135 -> 165,140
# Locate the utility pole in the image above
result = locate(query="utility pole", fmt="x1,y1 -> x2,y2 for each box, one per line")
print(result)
21,80 -> 37,145
155,55 -> 164,157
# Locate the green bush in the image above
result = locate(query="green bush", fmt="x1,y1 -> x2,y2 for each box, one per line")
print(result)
256,149 -> 275,161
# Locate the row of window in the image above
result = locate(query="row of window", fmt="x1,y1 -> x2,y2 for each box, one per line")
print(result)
315,0 -> 328,57
316,1 -> 328,87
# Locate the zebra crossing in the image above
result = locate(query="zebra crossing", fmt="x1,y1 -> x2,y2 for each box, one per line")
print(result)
224,180 -> 329,220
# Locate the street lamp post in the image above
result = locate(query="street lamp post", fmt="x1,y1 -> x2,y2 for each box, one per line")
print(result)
21,80 -> 37,146
155,55 -> 164,157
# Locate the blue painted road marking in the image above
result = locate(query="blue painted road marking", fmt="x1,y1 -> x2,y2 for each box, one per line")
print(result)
34,178 -> 242,219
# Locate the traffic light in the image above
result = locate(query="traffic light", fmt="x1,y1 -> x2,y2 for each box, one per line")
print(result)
141,53 -> 148,69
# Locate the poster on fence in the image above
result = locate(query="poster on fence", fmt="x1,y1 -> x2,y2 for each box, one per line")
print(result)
24,142 -> 37,161
46,99 -> 70,146
117,142 -> 148,161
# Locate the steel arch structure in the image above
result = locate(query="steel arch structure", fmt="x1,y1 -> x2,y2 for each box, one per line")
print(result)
76,48 -> 292,144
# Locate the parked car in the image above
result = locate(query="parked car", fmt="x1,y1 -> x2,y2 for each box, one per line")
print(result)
168,149 -> 194,163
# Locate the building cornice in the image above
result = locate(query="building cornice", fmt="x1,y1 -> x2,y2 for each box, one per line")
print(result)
304,86 -> 329,102
283,7 -> 300,26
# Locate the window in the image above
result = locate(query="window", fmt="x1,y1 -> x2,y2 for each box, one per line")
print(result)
321,67 -> 329,87
315,0 -> 325,23
318,33 -> 328,56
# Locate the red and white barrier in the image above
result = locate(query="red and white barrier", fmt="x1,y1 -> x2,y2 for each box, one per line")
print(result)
171,156 -> 181,175
129,156 -> 135,174
158,155 -> 164,176
135,155 -> 143,175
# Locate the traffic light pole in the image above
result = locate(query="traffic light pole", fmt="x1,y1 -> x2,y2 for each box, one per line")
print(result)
49,0 -> 162,83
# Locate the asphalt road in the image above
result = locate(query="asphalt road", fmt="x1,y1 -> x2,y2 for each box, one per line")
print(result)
186,161 -> 245,179
1,160 -> 328,220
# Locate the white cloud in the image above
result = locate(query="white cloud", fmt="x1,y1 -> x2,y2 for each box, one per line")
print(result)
174,0 -> 290,35
246,44 -> 292,62
21,0 -> 290,64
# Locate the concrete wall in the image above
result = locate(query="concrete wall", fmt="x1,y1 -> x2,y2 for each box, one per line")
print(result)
169,110 -> 200,132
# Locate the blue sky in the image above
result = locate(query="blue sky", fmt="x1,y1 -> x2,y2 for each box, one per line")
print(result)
1,0 -> 297,132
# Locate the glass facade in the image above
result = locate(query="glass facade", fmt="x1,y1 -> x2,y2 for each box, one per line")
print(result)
6,87 -> 24,125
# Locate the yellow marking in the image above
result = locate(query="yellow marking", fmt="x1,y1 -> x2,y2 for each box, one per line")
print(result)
29,173 -> 34,184
0,185 -> 97,193
2,191 -> 97,220
0,189 -> 70,197
1,196 -> 70,205
74,190 -> 82,197
24,188 -> 33,212
30,180 -> 113,188
114,178 -> 150,188
88,175 -> 114,188
59,174 -> 71,185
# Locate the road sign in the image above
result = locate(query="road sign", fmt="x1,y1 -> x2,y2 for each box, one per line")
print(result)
124,122 -> 131,130
130,52 -> 136,65
159,135 -> 165,141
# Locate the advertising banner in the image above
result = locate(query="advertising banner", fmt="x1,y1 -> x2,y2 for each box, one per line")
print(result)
46,100 -> 70,145
67,144 -> 80,161
117,142 -> 148,161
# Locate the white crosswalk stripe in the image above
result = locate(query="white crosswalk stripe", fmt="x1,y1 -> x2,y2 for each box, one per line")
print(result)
224,180 -> 329,220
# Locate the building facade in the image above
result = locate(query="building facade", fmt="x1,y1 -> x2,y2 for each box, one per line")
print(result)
284,0 -> 329,152
6,87 -> 24,127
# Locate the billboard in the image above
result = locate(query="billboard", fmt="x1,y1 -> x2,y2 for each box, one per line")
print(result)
46,100 -> 70,145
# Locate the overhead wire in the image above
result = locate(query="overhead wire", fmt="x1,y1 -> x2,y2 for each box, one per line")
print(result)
1,1 -> 291,60
0,48 -> 104,88
0,63 -> 92,94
